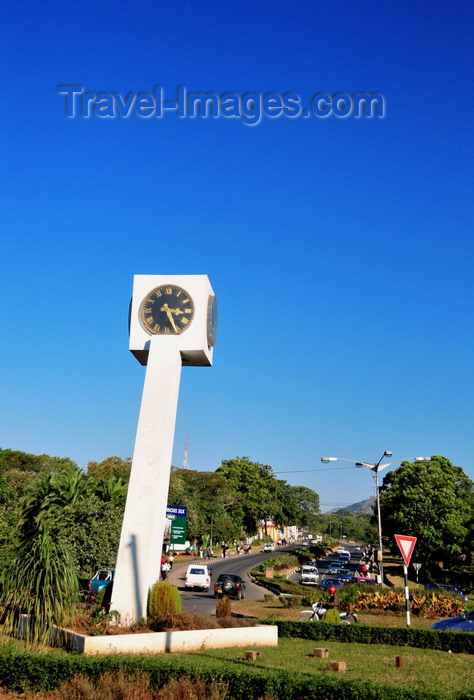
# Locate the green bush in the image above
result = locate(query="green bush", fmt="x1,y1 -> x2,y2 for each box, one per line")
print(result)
260,619 -> 474,655
1,526 -> 79,644
322,607 -> 341,624
279,595 -> 302,608
301,589 -> 327,606
147,581 -> 181,626
0,643 -> 468,699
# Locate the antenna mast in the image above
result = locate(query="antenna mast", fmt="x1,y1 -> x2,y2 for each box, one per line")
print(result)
182,435 -> 189,469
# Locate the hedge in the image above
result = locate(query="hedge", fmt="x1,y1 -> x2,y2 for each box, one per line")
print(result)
0,645 -> 472,699
260,619 -> 474,655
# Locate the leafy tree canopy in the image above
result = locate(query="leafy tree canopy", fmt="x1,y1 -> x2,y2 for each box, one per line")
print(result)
379,455 -> 473,571
86,456 -> 132,482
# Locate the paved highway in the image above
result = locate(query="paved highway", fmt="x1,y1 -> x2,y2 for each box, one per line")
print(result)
168,546 -> 295,615
168,543 -> 366,615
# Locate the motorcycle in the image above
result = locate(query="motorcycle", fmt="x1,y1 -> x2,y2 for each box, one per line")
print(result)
298,601 -> 358,625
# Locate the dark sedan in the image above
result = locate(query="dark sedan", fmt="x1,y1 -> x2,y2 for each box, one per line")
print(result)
213,573 -> 246,599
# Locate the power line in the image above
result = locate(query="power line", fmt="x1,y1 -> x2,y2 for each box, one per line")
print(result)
274,466 -> 356,474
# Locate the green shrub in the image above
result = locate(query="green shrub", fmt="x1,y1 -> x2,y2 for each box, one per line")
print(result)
147,581 -> 181,626
279,595 -> 302,608
301,590 -> 326,606
1,526 -> 79,644
322,608 -> 341,624
260,619 -> 474,654
0,643 -> 465,698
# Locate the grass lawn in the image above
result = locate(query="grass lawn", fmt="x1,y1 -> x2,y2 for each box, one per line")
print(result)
186,637 -> 474,698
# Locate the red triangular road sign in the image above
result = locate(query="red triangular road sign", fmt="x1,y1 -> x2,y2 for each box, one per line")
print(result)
395,534 -> 417,567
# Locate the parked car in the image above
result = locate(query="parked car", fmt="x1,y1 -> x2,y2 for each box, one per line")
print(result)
263,542 -> 275,552
431,609 -> 474,632
184,565 -> 211,591
300,565 -> 319,585
424,583 -> 468,602
213,573 -> 246,599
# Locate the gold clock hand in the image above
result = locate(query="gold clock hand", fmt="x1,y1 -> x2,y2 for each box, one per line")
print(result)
161,304 -> 179,333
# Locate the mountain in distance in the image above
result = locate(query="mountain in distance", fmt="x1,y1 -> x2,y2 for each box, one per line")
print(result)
326,496 -> 375,515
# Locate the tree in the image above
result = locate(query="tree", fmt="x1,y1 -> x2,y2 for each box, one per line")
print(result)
86,456 -> 132,482
287,485 -> 320,530
168,468 -> 243,544
379,456 -> 473,571
216,457 -> 282,534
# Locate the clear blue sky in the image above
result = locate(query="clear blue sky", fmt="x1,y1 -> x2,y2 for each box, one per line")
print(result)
1,1 -> 473,511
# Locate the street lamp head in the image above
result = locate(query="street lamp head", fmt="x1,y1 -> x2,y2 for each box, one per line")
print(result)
415,457 -> 430,462
321,457 -> 337,463
384,451 -> 393,458
355,462 -> 364,468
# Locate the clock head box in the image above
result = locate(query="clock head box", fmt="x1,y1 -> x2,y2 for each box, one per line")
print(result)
129,274 -> 217,367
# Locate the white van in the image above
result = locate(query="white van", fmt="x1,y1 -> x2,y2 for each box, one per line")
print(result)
300,565 -> 319,585
184,564 -> 211,591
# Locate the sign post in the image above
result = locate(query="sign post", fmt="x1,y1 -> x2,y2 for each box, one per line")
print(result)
395,534 -> 417,627
412,562 -> 422,586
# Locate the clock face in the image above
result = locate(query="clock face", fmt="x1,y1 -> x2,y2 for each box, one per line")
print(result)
207,295 -> 218,347
140,285 -> 195,335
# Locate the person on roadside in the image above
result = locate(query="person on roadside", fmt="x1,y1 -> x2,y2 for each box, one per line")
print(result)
161,561 -> 170,580
168,554 -> 174,569
325,586 -> 340,610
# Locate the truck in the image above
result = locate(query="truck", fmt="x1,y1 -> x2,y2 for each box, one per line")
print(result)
79,569 -> 115,609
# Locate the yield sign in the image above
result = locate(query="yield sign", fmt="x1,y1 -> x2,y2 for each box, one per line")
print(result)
395,534 -> 417,567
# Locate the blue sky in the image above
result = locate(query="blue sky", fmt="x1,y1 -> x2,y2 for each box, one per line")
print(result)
1,0 -> 473,511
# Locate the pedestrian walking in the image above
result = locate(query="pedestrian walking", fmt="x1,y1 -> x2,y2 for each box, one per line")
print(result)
168,554 -> 174,569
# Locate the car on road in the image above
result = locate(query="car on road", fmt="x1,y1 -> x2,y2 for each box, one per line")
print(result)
424,583 -> 468,601
318,577 -> 345,591
339,552 -> 351,564
213,573 -> 246,599
263,542 -> 275,552
185,565 -> 211,591
300,565 -> 319,585
326,562 -> 344,573
349,576 -> 378,586
431,609 -> 474,632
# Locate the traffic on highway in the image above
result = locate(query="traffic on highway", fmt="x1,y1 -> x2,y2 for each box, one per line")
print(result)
168,542 -> 371,615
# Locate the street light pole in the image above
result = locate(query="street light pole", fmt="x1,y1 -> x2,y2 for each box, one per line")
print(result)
321,454 -> 430,584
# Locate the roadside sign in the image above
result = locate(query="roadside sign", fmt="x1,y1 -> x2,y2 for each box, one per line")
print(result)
166,505 -> 187,545
395,534 -> 417,567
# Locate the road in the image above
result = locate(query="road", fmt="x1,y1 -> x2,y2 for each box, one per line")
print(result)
289,543 -> 364,584
168,546 -> 294,615
168,543 -> 365,615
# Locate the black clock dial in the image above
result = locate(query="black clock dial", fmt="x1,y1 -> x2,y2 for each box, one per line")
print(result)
207,295 -> 218,347
140,285 -> 195,335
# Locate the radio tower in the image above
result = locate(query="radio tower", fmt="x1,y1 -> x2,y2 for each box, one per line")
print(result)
182,436 -> 189,469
